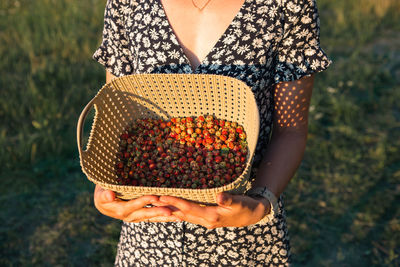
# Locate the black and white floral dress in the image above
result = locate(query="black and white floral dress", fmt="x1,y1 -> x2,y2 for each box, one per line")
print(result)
93,0 -> 331,266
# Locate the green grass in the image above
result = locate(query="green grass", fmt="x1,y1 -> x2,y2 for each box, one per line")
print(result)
1,0 -> 399,266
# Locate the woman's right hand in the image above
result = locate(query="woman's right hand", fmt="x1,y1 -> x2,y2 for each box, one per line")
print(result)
94,185 -> 180,223
96,72 -> 181,223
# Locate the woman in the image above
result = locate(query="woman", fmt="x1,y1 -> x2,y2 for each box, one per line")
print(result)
93,0 -> 331,265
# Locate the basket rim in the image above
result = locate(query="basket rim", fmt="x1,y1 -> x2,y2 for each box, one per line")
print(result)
78,73 -> 260,200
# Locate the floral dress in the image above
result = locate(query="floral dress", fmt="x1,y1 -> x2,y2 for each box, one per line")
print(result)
93,0 -> 331,266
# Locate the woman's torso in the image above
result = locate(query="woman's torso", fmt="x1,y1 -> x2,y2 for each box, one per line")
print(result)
94,0 -> 331,265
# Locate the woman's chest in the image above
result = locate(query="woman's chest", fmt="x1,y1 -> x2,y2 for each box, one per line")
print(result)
125,0 -> 284,75
159,0 -> 246,70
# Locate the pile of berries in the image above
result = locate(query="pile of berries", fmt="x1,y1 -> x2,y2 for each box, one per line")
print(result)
115,115 -> 248,189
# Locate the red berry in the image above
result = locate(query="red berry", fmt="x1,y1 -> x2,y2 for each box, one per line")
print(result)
236,126 -> 244,133
149,163 -> 156,170
116,115 -> 248,188
205,115 -> 213,122
117,162 -> 124,169
227,142 -> 234,149
205,137 -> 214,144
186,128 -> 194,135
214,143 -> 222,150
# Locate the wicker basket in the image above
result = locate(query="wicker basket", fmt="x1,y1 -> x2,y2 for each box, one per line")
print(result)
77,74 -> 260,204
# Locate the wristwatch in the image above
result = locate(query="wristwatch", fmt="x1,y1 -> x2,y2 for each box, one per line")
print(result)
246,187 -> 279,224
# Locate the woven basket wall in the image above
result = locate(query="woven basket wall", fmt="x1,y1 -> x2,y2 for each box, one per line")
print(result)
77,74 -> 260,204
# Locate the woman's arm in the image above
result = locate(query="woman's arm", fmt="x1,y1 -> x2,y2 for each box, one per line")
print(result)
253,74 -> 314,197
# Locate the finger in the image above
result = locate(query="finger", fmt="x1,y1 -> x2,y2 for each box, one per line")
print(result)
159,196 -> 219,228
168,209 -> 202,222
151,202 -> 180,212
121,195 -> 162,211
216,193 -> 244,208
171,209 -> 218,228
100,195 -> 164,219
217,192 -> 232,207
147,215 -> 182,223
94,185 -> 118,216
94,185 -> 116,204
123,206 -> 174,222
159,196 -> 206,214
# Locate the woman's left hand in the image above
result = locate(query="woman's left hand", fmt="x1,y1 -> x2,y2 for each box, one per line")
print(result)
156,193 -> 270,229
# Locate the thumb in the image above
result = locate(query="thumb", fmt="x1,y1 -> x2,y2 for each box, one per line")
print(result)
217,192 -> 233,207
100,188 -> 116,203
103,190 -> 115,202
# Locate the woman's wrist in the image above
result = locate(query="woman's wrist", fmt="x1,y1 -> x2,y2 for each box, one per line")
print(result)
246,186 -> 279,224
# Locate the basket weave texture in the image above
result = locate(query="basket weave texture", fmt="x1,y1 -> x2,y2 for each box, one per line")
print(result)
77,74 -> 260,204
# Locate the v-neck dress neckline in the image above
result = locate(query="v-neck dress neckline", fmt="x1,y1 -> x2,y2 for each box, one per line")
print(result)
157,0 -> 250,73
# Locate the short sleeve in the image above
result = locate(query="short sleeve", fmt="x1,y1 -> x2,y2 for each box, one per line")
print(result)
93,0 -> 134,77
274,0 -> 332,83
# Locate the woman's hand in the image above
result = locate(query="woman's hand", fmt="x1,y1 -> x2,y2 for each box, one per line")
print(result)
156,193 -> 270,229
94,185 -> 181,223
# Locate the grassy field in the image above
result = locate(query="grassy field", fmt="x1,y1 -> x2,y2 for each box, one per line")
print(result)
1,0 -> 399,266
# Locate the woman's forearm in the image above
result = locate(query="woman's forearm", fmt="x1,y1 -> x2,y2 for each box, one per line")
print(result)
253,75 -> 315,197
253,129 -> 308,197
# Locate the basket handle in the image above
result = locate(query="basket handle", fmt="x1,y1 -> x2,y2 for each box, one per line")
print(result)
77,97 -> 96,155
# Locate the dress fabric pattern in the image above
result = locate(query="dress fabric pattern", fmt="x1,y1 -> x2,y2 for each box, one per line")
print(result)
93,0 -> 331,266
